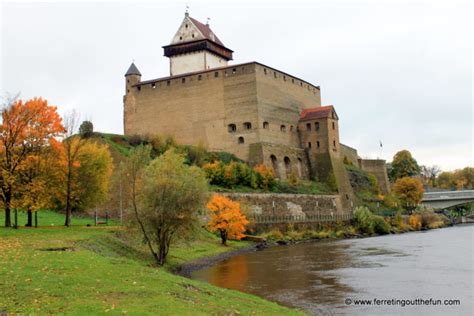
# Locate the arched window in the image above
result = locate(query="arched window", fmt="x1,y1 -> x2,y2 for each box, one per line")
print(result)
270,155 -> 279,177
306,123 -> 311,131
263,121 -> 269,129
308,142 -> 312,148
284,156 -> 291,176
280,125 -> 286,132
315,122 -> 320,131
238,137 -> 245,144
333,140 -> 336,148
228,124 -> 237,133
332,121 -> 335,130
317,141 -> 320,148
243,122 -> 252,130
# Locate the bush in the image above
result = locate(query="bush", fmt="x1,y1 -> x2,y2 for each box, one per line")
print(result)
352,206 -> 375,235
128,134 -> 144,146
373,216 -> 391,234
202,161 -> 225,185
262,229 -> 284,241
79,120 -> 94,138
253,164 -> 275,190
408,214 -> 422,230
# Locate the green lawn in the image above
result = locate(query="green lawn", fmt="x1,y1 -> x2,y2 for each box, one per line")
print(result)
0,209 -> 119,227
0,213 -> 305,315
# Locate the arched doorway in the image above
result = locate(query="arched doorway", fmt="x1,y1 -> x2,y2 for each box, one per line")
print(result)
284,156 -> 291,177
270,155 -> 279,178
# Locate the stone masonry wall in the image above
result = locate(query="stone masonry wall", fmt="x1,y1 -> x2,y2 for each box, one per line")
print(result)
219,192 -> 344,217
358,159 -> 391,194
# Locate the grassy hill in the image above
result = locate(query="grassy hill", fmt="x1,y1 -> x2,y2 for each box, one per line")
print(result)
0,212 -> 305,315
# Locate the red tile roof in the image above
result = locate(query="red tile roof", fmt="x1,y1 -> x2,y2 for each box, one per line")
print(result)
300,105 -> 338,121
189,17 -> 224,46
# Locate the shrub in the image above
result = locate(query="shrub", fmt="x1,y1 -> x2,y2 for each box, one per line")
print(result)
367,174 -> 380,194
128,134 -> 144,146
202,161 -> 225,185
352,206 -> 375,235
408,214 -> 422,230
79,120 -> 94,138
253,164 -> 276,190
373,216 -> 391,234
263,229 -> 284,240
223,161 -> 239,188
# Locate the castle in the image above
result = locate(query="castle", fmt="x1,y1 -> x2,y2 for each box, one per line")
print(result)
123,13 -> 389,209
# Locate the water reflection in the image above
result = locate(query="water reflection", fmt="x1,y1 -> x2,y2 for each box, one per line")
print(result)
191,225 -> 473,315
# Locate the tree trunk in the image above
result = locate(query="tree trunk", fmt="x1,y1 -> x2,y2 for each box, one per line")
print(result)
64,203 -> 71,227
5,208 -> 11,228
4,192 -> 12,227
26,209 -> 33,227
220,229 -> 227,245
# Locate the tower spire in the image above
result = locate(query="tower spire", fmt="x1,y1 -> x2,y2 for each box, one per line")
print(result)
185,5 -> 189,17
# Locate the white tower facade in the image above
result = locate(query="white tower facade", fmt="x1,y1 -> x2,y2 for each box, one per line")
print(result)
163,13 -> 233,76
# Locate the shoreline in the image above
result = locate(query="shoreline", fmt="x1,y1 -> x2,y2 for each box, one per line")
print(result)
174,222 -> 470,278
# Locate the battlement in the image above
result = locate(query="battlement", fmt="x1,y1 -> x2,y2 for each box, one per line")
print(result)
131,62 -> 321,94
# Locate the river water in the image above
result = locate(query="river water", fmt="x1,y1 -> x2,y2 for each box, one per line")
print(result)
190,225 -> 473,315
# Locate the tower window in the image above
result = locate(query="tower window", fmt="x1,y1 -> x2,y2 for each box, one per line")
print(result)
264,68 -> 267,75
137,86 -> 141,91
167,80 -> 171,86
290,125 -> 294,132
182,78 -> 186,83
332,121 -> 335,130
198,74 -> 202,81
317,141 -> 320,148
274,72 -> 277,78
192,33 -> 195,38
243,122 -> 252,130
315,122 -> 320,131
292,79 -> 294,83
283,76 -> 286,81
214,72 -> 219,78
152,83 -> 156,89
280,125 -> 286,132
180,36 -> 182,40
232,68 -> 236,74
300,82 -> 303,87
333,140 -> 336,147
308,142 -> 312,148
185,24 -> 188,28
238,137 -> 245,144
263,121 -> 269,129
306,123 -> 311,131
228,124 -> 236,133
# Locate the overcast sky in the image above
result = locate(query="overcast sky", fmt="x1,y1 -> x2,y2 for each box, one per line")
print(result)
1,0 -> 472,171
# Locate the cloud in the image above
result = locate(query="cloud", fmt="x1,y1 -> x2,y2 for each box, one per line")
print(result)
1,1 -> 472,171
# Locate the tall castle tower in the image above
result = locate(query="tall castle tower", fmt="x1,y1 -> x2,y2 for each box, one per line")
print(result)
162,12 -> 233,76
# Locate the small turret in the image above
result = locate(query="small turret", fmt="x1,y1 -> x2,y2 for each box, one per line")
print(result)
125,62 -> 141,94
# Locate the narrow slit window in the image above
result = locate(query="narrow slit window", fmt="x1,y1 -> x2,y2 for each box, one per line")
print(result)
228,124 -> 236,133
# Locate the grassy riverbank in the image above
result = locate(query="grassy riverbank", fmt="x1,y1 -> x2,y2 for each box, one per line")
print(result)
0,224 -> 305,315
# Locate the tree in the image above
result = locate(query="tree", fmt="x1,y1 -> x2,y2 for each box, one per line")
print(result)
131,149 -> 208,265
207,195 -> 249,245
0,97 -> 64,227
79,120 -> 94,138
390,150 -> 420,181
16,149 -> 57,226
437,171 -> 455,189
53,136 -> 113,226
393,177 -> 424,211
420,165 -> 441,187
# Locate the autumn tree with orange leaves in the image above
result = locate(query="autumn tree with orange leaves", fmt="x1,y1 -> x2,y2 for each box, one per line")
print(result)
207,195 -> 249,245
0,97 -> 64,227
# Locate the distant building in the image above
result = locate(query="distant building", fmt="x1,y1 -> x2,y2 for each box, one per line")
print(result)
123,13 -> 390,208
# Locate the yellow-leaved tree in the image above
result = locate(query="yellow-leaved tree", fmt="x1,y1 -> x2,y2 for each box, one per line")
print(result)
207,194 -> 249,245
393,177 -> 424,211
53,137 -> 113,226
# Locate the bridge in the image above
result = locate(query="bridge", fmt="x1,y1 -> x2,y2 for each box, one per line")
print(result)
421,190 -> 474,209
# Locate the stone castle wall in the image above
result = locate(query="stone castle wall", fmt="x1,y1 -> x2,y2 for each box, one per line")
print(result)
124,62 -> 321,163
359,159 -> 391,194
219,192 -> 343,217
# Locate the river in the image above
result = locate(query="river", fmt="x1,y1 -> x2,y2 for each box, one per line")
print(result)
190,225 -> 473,315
